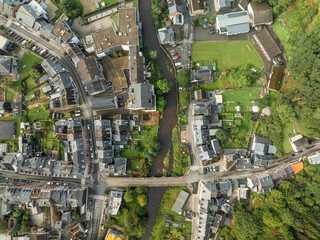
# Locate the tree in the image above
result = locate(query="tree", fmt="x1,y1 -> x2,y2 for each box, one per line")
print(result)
179,90 -> 190,106
124,187 -> 135,203
2,78 -> 14,89
244,112 -> 253,121
150,50 -> 157,59
138,194 -> 148,207
216,129 -> 229,144
103,189 -> 109,196
32,62 -> 42,71
156,79 -> 173,94
73,212 -> 80,220
177,69 -> 190,86
276,104 -> 295,124
43,104 -> 49,110
0,25 -> 4,31
135,186 -> 148,195
157,96 -> 167,111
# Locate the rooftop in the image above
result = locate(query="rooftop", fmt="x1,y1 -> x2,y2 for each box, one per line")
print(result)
84,8 -> 139,54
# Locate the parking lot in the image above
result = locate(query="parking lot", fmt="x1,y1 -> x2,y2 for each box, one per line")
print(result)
166,44 -> 191,72
5,29 -> 53,59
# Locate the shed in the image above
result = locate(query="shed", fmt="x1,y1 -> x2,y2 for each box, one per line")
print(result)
171,190 -> 189,214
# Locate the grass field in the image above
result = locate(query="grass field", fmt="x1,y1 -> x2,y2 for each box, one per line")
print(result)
282,122 -> 294,154
222,89 -> 261,102
26,108 -> 49,123
192,41 -> 263,70
5,90 -> 14,103
19,53 -> 42,92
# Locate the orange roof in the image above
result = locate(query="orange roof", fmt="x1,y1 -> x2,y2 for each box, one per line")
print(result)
291,162 -> 304,174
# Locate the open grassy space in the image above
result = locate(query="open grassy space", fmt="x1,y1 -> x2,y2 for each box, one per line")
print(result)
151,187 -> 191,240
19,53 -> 42,80
26,108 -> 49,123
19,53 -> 42,92
273,20 -> 292,57
282,122 -> 294,154
222,89 -> 261,102
223,101 -> 253,113
5,90 -> 14,103
192,41 -> 263,70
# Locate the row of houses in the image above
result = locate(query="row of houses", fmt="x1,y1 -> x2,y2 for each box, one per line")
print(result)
41,57 -> 79,109
247,161 -> 304,193
192,97 -> 223,166
54,119 -> 90,176
0,185 -> 87,213
197,180 -> 233,240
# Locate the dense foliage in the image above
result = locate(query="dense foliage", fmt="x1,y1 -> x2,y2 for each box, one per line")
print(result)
61,0 -> 83,19
179,90 -> 190,107
111,187 -> 149,239
151,0 -> 169,29
219,162 -> 320,240
177,69 -> 190,86
225,66 -> 262,88
258,26 -> 320,156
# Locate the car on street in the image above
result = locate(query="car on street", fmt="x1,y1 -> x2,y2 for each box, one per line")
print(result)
104,202 -> 107,208
103,215 -> 107,220
47,182 -> 53,185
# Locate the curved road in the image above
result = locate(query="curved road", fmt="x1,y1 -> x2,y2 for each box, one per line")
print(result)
139,0 -> 178,238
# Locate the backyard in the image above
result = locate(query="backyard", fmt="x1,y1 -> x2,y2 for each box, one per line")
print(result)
222,89 -> 261,102
192,41 -> 263,70
150,187 -> 191,240
5,90 -> 14,103
26,107 -> 49,123
19,52 -> 43,92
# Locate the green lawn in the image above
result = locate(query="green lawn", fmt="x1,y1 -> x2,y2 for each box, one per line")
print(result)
222,89 -> 261,102
223,101 -> 254,113
130,159 -> 142,170
133,0 -> 138,8
282,122 -> 294,154
273,20 -> 292,57
19,53 -> 42,80
26,108 -> 49,123
5,90 -> 14,103
120,149 -> 144,159
151,187 -> 191,240
102,0 -> 118,7
192,41 -> 263,70
19,53 -> 42,92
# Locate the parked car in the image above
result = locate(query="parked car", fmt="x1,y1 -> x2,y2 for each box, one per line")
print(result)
47,182 -> 53,185
177,66 -> 183,70
170,52 -> 178,56
188,56 -> 191,61
172,55 -> 180,60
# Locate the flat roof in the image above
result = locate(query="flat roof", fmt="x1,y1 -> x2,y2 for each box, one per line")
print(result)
85,8 -> 138,53
0,121 -> 15,139
171,190 -> 189,214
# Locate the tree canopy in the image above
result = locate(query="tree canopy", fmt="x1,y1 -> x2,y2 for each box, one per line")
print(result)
177,69 -> 190,86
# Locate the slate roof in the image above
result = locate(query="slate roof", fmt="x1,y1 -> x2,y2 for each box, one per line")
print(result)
158,28 -> 175,44
0,121 -> 15,139
128,83 -> 154,109
90,96 -> 118,111
0,56 -> 14,75
252,27 -> 281,61
248,2 -> 273,25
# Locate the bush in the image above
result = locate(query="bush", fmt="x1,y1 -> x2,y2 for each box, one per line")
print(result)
244,112 -> 252,121
177,69 -> 190,86
179,90 -> 190,107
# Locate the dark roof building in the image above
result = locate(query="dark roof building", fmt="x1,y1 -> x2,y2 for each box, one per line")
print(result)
158,27 -> 175,45
78,56 -> 106,95
0,35 -> 14,53
248,2 -> 273,26
238,0 -> 250,11
252,27 -> 281,61
90,96 -> 118,111
189,0 -> 205,16
0,121 -> 15,139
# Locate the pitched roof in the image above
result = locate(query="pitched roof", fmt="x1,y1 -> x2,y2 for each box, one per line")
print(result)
158,28 -> 175,44
0,56 -> 13,75
128,83 -> 154,109
249,2 -> 273,25
252,27 -> 281,61
290,162 -> 304,175
172,190 -> 189,214
216,11 -> 250,35
269,65 -> 284,90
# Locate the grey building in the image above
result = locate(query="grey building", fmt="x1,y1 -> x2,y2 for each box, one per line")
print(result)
0,35 -> 14,53
15,4 -> 41,28
216,11 -> 250,35
127,83 -> 155,110
172,190 -> 189,214
158,27 -> 175,45
90,96 -> 118,111
0,121 -> 15,139
214,0 -> 231,12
